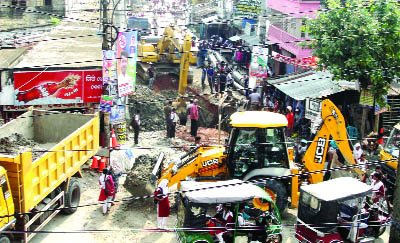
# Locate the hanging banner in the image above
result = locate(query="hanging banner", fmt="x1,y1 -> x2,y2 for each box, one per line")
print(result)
14,70 -> 103,105
249,46 -> 269,88
234,0 -> 261,17
102,50 -> 117,85
99,95 -> 113,112
116,31 -> 138,97
110,105 -> 126,125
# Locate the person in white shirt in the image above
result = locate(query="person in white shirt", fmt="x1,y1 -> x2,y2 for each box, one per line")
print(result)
226,71 -> 233,89
131,110 -> 141,145
170,108 -> 179,138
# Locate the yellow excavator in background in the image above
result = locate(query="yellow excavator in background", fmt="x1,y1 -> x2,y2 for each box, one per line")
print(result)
151,99 -> 363,212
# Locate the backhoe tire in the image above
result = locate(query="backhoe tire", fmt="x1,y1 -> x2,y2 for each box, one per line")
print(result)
62,179 -> 81,215
254,178 -> 288,213
0,235 -> 10,243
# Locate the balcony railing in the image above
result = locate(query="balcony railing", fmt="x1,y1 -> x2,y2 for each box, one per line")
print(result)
268,24 -> 312,58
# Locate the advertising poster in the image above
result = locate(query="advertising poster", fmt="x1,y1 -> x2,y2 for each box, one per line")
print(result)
249,46 -> 269,88
102,50 -> 117,85
14,70 -> 103,105
110,105 -> 126,125
235,0 -> 261,17
99,95 -> 113,112
116,30 -> 138,97
115,121 -> 127,144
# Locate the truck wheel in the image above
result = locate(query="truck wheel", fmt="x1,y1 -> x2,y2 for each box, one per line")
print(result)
252,178 -> 288,213
0,235 -> 10,243
62,179 -> 81,214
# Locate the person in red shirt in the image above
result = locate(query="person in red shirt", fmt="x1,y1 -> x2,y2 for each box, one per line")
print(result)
286,106 -> 294,137
205,216 -> 224,242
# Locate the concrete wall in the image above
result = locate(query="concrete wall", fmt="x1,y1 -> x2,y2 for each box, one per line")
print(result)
32,110 -> 93,143
0,110 -> 34,139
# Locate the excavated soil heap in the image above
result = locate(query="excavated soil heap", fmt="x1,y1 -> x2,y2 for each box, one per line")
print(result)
0,133 -> 45,160
123,154 -> 157,201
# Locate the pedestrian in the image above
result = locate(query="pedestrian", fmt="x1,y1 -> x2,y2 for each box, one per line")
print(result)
109,166 -> 122,204
371,172 -> 385,203
248,88 -> 261,110
186,99 -> 193,133
207,66 -> 214,93
293,108 -> 302,134
243,75 -> 249,96
226,71 -> 233,89
286,106 -> 294,137
170,108 -> 179,138
98,168 -> 115,216
353,143 -> 363,164
131,110 -> 141,145
263,96 -> 273,111
148,65 -> 155,89
201,66 -> 207,90
219,71 -> 227,96
164,101 -> 173,138
273,97 -> 279,112
154,179 -> 170,228
190,99 -> 199,137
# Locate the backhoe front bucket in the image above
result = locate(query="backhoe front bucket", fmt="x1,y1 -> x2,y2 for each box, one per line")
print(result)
150,152 -> 165,186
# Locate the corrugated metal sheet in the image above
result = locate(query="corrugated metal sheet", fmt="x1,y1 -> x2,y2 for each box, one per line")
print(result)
268,71 -> 351,100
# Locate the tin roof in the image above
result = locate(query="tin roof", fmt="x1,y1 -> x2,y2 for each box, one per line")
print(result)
268,71 -> 352,101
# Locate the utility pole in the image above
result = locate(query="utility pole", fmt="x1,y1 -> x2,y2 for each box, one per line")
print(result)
102,0 -> 110,148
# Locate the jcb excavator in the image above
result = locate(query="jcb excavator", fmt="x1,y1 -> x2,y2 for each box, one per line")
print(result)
152,99 -> 362,212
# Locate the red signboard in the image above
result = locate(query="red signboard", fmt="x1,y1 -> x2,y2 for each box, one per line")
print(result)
14,70 -> 103,105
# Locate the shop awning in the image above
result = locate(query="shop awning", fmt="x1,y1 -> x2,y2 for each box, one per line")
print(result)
268,71 -> 354,100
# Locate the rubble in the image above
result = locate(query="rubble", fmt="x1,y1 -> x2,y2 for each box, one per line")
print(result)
123,154 -> 158,202
0,133 -> 45,160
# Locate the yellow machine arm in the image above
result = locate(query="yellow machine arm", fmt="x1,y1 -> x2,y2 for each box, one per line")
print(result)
302,99 -> 363,184
178,34 -> 192,95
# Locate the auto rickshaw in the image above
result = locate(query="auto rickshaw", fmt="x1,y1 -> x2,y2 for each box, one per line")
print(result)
176,180 -> 282,243
295,177 -> 391,243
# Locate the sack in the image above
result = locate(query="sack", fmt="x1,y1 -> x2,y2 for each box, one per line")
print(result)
153,187 -> 163,204
104,176 -> 115,197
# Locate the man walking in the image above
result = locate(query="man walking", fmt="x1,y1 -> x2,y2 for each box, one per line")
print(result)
148,65 -> 155,89
131,110 -> 141,145
248,88 -> 261,110
207,66 -> 214,93
164,101 -> 173,138
190,99 -> 199,137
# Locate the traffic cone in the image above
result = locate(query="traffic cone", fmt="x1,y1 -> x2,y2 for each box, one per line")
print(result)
378,128 -> 384,144
110,129 -> 119,148
98,157 -> 106,173
90,156 -> 99,169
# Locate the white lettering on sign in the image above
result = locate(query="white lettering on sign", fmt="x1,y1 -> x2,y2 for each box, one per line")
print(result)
314,137 -> 326,163
64,88 -> 79,97
85,75 -> 96,82
91,85 -> 103,90
202,158 -> 219,167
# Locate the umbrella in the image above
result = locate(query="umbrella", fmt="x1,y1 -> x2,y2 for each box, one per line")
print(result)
229,35 -> 241,41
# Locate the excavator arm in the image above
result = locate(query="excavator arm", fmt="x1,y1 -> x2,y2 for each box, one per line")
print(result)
302,99 -> 363,184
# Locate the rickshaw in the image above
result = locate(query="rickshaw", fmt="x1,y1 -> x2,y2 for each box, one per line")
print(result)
176,180 -> 283,243
295,177 -> 391,243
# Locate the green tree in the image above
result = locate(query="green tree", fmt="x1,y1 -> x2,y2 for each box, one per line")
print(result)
304,0 -> 400,106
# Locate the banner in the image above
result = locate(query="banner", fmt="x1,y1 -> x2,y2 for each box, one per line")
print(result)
110,105 -> 126,125
99,95 -> 113,112
102,50 -> 117,85
234,0 -> 261,17
115,121 -> 127,144
249,46 -> 269,88
116,31 -> 138,97
14,70 -> 103,105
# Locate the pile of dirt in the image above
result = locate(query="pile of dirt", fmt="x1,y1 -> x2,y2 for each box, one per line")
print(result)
0,133 -> 45,160
123,154 -> 158,201
176,127 -> 229,146
128,85 -> 167,131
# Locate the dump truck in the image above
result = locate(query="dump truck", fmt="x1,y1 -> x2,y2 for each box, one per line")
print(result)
0,109 -> 99,242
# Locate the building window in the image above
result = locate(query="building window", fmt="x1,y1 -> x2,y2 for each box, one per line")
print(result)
45,0 -> 52,6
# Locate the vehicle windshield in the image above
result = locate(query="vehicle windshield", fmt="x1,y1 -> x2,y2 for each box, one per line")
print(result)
384,127 -> 400,157
229,127 -> 288,177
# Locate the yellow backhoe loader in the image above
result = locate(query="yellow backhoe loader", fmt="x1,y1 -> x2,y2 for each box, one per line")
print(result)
152,99 -> 362,212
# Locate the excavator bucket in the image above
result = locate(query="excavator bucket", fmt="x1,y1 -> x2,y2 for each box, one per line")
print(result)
150,152 -> 165,186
